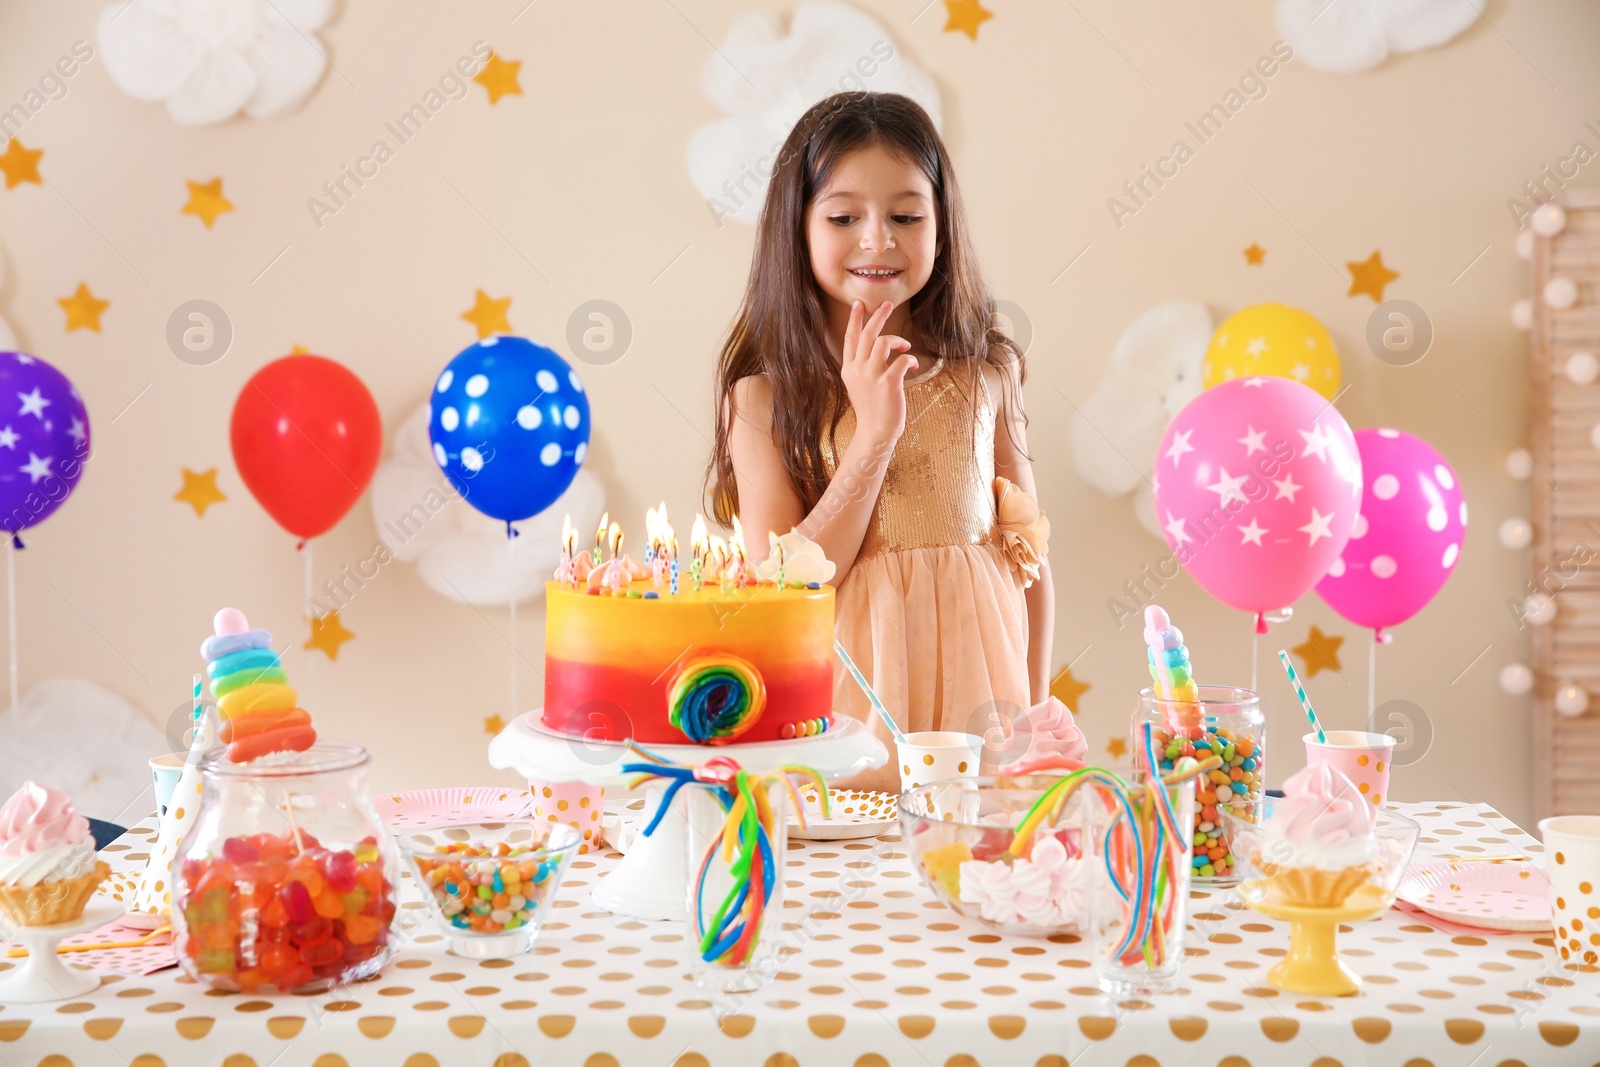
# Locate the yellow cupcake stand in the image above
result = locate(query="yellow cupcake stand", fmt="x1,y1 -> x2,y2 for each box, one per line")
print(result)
1237,880 -> 1395,996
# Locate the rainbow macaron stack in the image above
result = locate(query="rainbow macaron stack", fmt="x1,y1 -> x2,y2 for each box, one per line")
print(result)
202,607 -> 316,762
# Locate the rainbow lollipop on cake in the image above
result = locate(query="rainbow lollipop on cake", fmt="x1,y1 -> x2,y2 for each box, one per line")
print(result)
203,608 -> 316,762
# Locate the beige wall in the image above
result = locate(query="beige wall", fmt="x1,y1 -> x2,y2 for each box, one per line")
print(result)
1,1 -> 1594,828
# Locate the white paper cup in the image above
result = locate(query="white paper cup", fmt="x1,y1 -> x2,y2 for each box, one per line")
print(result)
897,730 -> 981,790
149,753 -> 186,817
1539,814 -> 1600,971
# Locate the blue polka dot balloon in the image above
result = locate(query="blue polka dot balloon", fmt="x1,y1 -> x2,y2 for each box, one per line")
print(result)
428,336 -> 590,526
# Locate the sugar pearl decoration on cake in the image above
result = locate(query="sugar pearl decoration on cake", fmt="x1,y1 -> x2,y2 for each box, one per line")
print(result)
1499,663 -> 1534,696
779,717 -> 831,740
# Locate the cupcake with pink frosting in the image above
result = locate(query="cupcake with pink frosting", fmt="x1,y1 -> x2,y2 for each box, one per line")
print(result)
0,781 -> 109,926
1253,762 -> 1378,907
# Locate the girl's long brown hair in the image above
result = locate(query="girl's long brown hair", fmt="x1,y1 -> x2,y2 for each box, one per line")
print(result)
704,91 -> 1025,527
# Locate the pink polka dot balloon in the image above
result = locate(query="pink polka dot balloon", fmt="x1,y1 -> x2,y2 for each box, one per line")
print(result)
1315,428 -> 1465,636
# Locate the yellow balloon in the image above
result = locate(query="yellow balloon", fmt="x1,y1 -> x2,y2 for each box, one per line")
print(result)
1201,303 -> 1341,400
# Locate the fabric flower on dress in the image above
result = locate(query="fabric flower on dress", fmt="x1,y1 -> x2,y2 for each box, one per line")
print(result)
97,0 -> 336,125
994,476 -> 1050,587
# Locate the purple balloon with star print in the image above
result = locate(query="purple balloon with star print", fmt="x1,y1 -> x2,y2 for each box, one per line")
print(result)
0,351 -> 90,545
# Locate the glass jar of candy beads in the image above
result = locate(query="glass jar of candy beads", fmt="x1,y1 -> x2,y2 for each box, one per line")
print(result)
172,744 -> 398,993
1131,686 -> 1264,888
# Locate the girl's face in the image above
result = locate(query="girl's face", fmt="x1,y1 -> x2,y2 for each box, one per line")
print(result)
806,144 -> 940,319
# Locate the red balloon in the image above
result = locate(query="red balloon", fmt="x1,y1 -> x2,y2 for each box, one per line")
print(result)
231,355 -> 381,540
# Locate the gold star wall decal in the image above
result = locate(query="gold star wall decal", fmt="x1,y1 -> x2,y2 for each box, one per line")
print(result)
0,139 -> 42,188
943,0 -> 994,40
181,177 -> 234,228
1049,665 -> 1091,713
1244,243 -> 1265,265
58,283 -> 109,332
484,714 -> 506,735
305,610 -> 355,660
1291,624 -> 1345,679
290,344 -> 310,355
1346,250 -> 1398,302
474,52 -> 523,104
174,468 -> 226,516
1106,737 -> 1128,759
461,289 -> 512,339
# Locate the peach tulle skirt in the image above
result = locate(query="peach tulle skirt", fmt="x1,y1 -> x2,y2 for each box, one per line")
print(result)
832,541 -> 1030,793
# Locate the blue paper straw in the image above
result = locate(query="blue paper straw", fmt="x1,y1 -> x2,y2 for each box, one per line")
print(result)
833,639 -> 905,744
1278,650 -> 1326,744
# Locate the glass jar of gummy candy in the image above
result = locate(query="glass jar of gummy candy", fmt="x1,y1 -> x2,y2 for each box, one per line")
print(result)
172,744 -> 399,993
1131,686 -> 1264,888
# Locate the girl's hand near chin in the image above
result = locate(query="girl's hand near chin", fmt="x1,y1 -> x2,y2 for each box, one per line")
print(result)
839,299 -> 918,447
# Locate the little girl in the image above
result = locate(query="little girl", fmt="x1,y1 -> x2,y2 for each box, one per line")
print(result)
705,92 -> 1054,791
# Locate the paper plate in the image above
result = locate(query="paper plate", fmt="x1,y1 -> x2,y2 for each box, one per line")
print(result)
372,787 -> 534,828
789,789 -> 898,841
1396,860 -> 1552,932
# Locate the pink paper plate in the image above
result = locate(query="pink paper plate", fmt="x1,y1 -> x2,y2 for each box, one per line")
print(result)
372,787 -> 534,828
1396,860 -> 1552,932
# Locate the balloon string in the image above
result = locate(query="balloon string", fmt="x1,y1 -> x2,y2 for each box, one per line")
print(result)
304,539 -> 313,615
1250,624 -> 1258,695
1367,637 -> 1376,734
508,532 -> 518,721
7,536 -> 17,714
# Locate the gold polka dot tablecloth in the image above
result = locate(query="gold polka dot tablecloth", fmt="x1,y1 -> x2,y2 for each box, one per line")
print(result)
3,802 -> 1596,1066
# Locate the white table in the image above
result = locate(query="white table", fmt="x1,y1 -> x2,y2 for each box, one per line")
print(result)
1,802 -> 1595,1066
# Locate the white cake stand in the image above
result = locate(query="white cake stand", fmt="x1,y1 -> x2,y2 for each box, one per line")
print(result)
488,713 -> 887,920
0,901 -> 125,1003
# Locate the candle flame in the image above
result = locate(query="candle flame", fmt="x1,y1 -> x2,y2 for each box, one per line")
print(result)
691,513 -> 708,558
561,513 -> 575,554
607,521 -> 622,557
595,510 -> 610,548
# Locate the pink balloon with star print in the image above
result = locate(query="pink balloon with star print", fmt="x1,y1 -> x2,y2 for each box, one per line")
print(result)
1152,376 -> 1362,623
1315,428 -> 1465,635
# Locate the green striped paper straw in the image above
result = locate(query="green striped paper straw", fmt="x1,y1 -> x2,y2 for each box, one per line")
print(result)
834,639 -> 905,744
1278,650 -> 1325,745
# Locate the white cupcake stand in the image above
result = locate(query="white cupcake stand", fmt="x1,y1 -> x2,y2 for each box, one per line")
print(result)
489,713 -> 887,921
0,901 -> 126,1003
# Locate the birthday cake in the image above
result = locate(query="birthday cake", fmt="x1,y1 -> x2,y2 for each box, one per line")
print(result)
542,510 -> 836,746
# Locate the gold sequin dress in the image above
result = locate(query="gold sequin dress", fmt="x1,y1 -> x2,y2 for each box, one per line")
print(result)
821,358 -> 1041,768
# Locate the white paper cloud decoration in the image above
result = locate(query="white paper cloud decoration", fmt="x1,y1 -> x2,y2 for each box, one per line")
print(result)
98,0 -> 336,124
371,404 -> 606,607
1068,302 -> 1211,540
0,678 -> 168,822
687,1 -> 941,227
1275,0 -> 1485,74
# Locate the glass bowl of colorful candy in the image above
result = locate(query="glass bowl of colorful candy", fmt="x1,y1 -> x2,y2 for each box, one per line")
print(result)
898,775 -> 1091,937
394,821 -> 581,958
171,744 -> 399,993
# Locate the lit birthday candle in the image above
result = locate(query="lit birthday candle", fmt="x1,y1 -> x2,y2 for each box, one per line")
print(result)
690,513 -> 708,592
605,521 -> 624,593
593,510 -> 609,566
556,512 -> 577,585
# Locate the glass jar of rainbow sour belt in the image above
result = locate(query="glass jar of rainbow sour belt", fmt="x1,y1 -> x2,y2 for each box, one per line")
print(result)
1131,686 -> 1264,888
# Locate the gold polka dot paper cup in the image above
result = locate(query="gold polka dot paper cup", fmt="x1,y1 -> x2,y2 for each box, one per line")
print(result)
530,780 -> 606,854
896,731 -> 982,819
1303,730 -> 1396,808
1538,814 -> 1600,971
